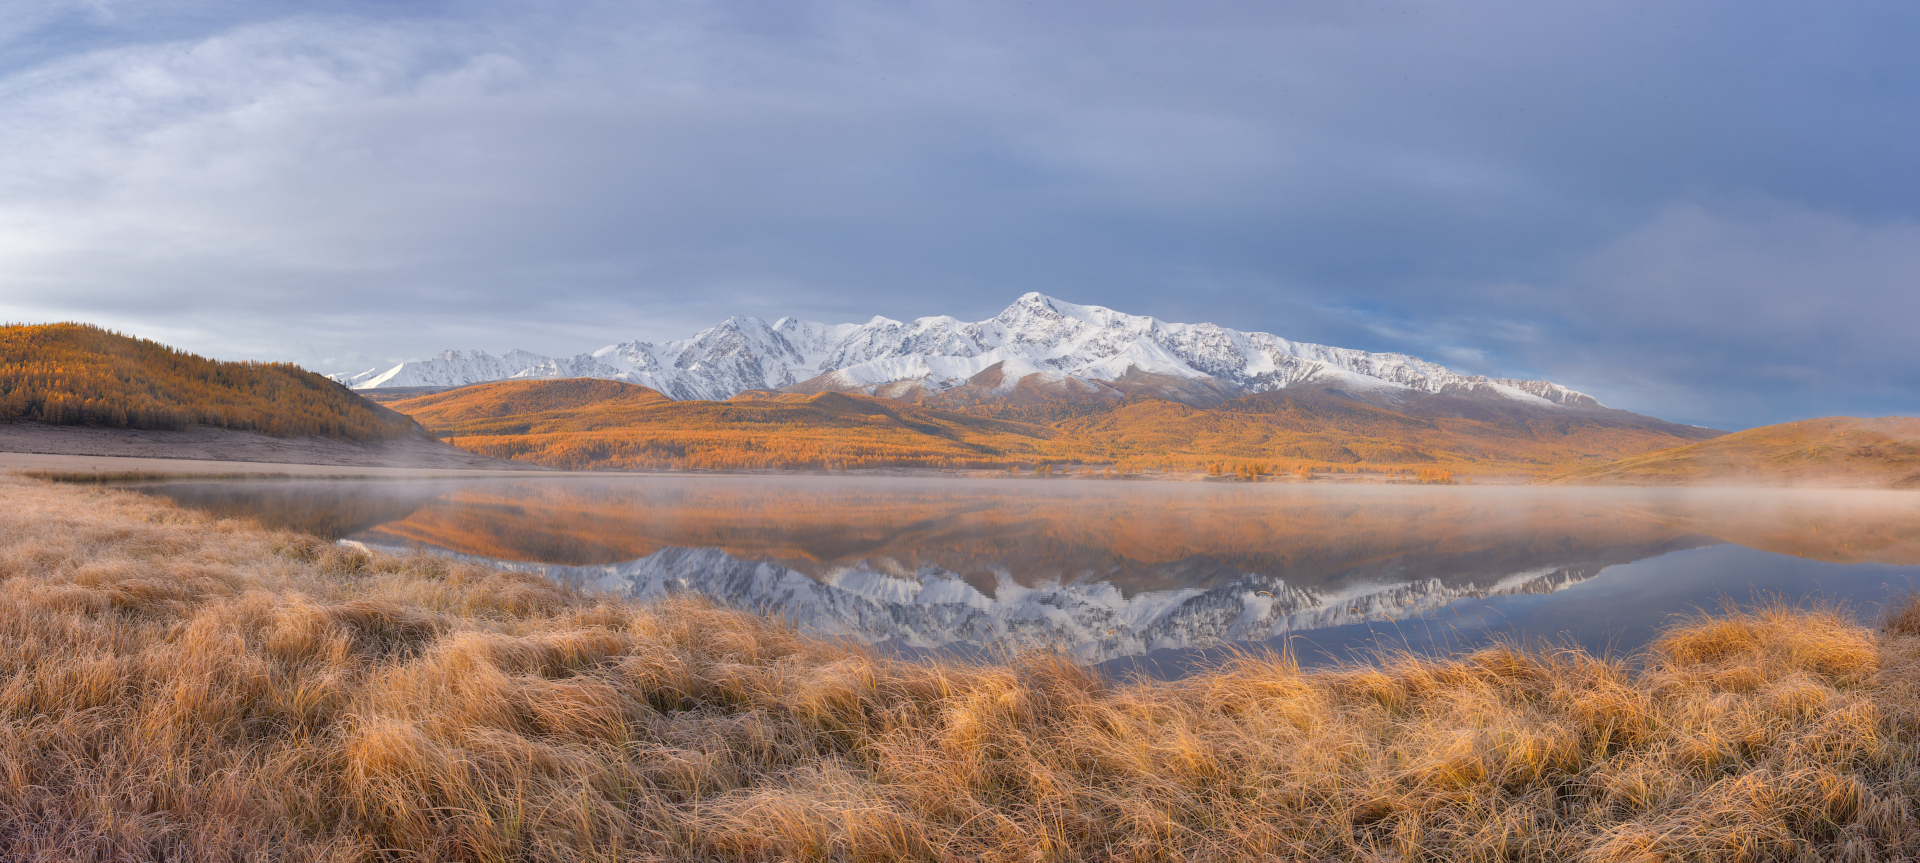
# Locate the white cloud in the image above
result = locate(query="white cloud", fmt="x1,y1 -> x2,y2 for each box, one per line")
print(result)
1498,201 -> 1920,424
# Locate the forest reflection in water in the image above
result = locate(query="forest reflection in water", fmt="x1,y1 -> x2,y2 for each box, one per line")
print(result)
129,476 -> 1920,673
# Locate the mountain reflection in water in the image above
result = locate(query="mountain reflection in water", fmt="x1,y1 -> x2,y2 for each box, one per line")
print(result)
130,477 -> 1920,672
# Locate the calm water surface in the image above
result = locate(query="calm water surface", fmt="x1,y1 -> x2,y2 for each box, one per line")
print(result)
125,476 -> 1920,677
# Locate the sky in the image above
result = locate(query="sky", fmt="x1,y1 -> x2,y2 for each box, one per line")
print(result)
1,0 -> 1916,430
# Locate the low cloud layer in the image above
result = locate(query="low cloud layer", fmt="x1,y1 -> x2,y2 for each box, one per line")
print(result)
1,0 -> 1915,428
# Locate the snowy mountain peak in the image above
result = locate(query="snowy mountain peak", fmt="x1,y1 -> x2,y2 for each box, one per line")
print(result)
330,295 -> 1606,412
997,292 -> 1130,330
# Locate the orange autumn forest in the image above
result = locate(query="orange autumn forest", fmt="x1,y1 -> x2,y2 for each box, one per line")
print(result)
381,376 -> 1719,476
0,323 -> 418,442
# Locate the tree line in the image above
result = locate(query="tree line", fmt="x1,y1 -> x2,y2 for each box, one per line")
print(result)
0,323 -> 418,442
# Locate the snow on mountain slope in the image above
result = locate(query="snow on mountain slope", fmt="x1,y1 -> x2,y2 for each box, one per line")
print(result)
331,349 -> 622,390
331,293 -> 1603,410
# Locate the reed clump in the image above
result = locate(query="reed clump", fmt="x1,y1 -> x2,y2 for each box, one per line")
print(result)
1,473 -> 1918,861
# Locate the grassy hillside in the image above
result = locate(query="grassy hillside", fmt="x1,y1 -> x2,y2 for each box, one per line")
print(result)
5,474 -> 1920,860
392,379 -> 1057,470
393,378 -> 1721,476
1555,416 -> 1920,488
0,323 -> 419,442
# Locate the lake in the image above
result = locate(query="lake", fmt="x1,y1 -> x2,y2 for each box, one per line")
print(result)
125,476 -> 1920,677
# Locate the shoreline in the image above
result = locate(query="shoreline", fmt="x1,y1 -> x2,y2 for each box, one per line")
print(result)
0,452 -> 1506,485
0,451 -> 565,479
5,423 -> 1913,488
0,421 -> 544,473
0,472 -> 1915,859
18,451 -> 1918,489
17,449 -> 1920,489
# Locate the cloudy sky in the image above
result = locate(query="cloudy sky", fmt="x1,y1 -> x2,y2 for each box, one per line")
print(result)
1,0 -> 1915,429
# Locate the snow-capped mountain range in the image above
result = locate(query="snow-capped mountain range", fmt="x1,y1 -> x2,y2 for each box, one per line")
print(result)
330,293 -> 1604,410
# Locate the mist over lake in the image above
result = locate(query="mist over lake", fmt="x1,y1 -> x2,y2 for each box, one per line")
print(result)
127,476 -> 1920,676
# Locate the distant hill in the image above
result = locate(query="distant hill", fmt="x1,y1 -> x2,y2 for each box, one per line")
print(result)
355,386 -> 458,406
1553,416 -> 1920,488
390,377 -> 1722,475
1043,385 -> 1719,470
390,377 -> 672,424
1,323 -> 419,442
389,379 -> 1057,470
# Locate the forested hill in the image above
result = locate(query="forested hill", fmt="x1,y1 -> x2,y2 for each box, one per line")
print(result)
391,377 -> 1716,476
390,379 -> 1053,471
0,323 -> 420,442
1553,416 -> 1920,488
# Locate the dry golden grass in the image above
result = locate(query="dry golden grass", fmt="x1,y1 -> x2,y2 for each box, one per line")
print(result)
2,473 -> 1920,860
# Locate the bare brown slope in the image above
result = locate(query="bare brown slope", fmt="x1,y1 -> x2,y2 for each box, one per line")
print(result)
1554,416 -> 1920,488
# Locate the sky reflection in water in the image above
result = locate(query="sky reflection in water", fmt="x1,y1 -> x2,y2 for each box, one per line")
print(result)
127,477 -> 1920,677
